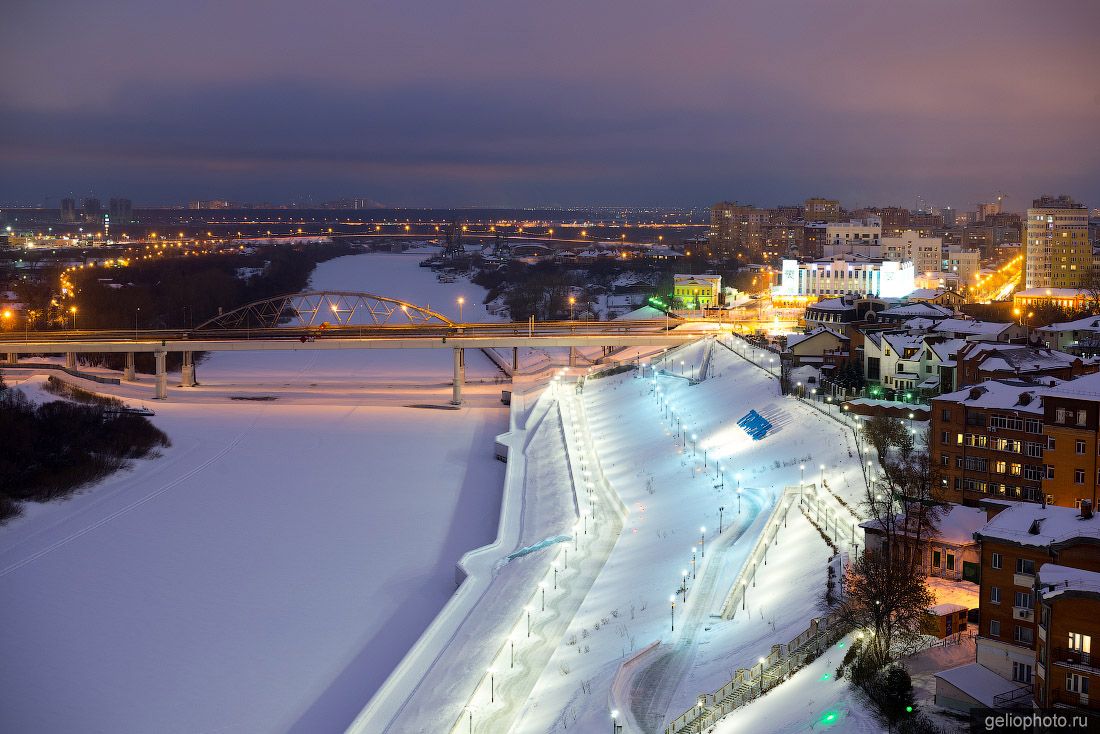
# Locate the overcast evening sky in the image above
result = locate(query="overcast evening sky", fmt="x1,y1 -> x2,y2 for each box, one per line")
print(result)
2,0 -> 1099,210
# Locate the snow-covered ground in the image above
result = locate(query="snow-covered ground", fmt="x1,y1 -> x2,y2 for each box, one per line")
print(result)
511,341 -> 868,733
711,634 -> 881,734
0,252 -> 514,733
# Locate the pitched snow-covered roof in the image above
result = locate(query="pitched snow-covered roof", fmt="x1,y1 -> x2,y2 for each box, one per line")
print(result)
935,379 -> 1053,413
931,319 -> 1013,337
786,326 -> 848,348
966,344 -> 1078,373
975,501 -> 1100,547
1037,564 -> 1100,601
927,338 -> 966,363
882,331 -> 923,354
860,504 -> 986,547
1044,371 -> 1100,399
880,302 -> 955,319
1037,315 -> 1100,333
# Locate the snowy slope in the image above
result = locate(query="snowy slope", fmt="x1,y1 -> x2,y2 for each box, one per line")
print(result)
512,343 -> 867,733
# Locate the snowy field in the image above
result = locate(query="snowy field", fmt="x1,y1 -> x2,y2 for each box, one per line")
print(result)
0,252 -> 513,733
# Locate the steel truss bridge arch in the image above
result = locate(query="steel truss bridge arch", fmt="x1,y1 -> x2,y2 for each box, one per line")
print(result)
194,291 -> 455,330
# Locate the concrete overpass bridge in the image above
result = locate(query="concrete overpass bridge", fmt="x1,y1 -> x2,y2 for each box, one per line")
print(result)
0,291 -> 698,402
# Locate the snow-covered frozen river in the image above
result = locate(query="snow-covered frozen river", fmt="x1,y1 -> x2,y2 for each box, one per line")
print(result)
0,251 -> 510,733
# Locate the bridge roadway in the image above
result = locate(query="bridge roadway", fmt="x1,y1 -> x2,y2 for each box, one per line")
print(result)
0,320 -> 703,403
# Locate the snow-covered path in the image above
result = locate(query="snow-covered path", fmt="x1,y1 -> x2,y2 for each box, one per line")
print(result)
512,342 -> 866,734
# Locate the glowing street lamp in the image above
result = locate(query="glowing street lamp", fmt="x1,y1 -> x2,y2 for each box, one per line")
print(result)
69,305 -> 77,330
569,295 -> 576,320
457,296 -> 465,322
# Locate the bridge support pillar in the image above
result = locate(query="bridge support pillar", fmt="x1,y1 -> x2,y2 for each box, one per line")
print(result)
123,352 -> 136,381
5,353 -> 17,364
181,351 -> 196,387
568,346 -> 577,367
512,347 -> 518,372
451,347 -> 464,405
65,352 -> 77,369
154,350 -> 168,400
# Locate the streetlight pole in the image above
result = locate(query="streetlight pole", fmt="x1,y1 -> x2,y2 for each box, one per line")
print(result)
681,570 -> 688,602
737,488 -> 742,514
510,636 -> 516,669
691,548 -> 697,579
526,605 -> 532,638
670,596 -> 676,631
700,526 -> 706,558
719,506 -> 725,534
488,668 -> 495,704
540,582 -> 546,611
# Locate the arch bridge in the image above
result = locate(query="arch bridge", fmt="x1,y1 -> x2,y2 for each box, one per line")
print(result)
0,290 -> 697,403
195,291 -> 454,330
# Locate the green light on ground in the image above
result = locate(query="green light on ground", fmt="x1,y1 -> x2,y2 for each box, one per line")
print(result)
906,706 -> 913,713
819,710 -> 839,726
819,673 -> 831,681
836,641 -> 845,648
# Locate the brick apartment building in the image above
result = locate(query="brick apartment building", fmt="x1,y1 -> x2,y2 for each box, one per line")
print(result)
967,500 -> 1100,714
933,372 -> 1100,510
933,380 -> 1049,506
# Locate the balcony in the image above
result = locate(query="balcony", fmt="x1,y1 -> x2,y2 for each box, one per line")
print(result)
1014,572 -> 1035,587
1050,688 -> 1098,710
1014,607 -> 1035,621
1054,648 -> 1098,670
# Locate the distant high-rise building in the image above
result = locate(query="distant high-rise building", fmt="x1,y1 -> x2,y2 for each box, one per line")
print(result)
1024,195 -> 1090,290
709,202 -> 766,259
109,197 -> 132,222
977,201 -> 1002,222
81,197 -> 102,224
941,207 -> 957,228
804,197 -> 840,222
881,229 -> 942,276
879,207 -> 911,235
60,198 -> 77,223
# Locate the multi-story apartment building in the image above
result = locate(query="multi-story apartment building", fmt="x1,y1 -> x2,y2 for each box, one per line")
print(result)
804,197 -> 840,223
1036,559 -> 1100,710
880,207 -> 911,235
823,222 -> 882,254
935,500 -> 1100,715
710,202 -> 766,260
973,501 -> 1100,711
881,229 -> 942,276
1025,195 -> 1091,290
932,370 -> 1100,510
932,381 -> 1049,506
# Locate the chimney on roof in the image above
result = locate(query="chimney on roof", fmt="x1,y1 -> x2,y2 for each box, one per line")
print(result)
1082,500 -> 1094,520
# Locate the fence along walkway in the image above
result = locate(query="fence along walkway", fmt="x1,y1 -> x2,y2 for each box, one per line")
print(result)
664,613 -> 848,734
717,486 -> 797,619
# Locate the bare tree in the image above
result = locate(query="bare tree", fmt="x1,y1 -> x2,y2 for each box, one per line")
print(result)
841,422 -> 942,667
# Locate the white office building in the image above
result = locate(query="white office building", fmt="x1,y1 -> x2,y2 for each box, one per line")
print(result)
773,256 -> 915,299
